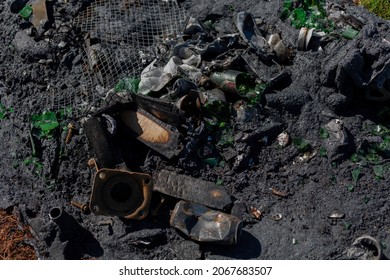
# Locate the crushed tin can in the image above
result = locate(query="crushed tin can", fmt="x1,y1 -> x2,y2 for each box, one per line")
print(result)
170,201 -> 243,245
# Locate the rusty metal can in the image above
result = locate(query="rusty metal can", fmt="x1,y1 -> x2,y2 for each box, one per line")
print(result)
170,200 -> 243,245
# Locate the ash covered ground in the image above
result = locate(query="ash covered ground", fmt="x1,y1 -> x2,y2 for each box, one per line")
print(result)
0,0 -> 390,259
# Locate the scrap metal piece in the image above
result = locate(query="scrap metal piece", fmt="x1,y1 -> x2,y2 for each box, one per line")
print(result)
89,165 -> 153,219
131,94 -> 184,127
70,201 -> 90,215
170,201 -> 242,245
346,235 -> 383,260
270,188 -> 289,198
153,170 -> 232,210
86,153 -> 152,219
249,206 -> 262,220
48,207 -> 80,241
120,108 -> 182,159
234,11 -> 274,62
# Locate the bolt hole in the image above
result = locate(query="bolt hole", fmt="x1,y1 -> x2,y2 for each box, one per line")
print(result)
138,210 -> 145,217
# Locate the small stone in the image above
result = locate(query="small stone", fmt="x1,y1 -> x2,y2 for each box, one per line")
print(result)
277,132 -> 290,147
58,41 -> 67,49
328,211 -> 345,219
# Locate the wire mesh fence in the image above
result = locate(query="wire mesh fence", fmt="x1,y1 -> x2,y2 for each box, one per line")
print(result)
50,0 -> 188,114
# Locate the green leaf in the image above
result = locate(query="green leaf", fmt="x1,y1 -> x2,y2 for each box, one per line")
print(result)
293,137 -> 311,153
352,167 -> 361,183
319,127 -> 330,139
31,111 -> 60,137
0,103 -> 13,120
318,147 -> 327,158
373,165 -> 384,179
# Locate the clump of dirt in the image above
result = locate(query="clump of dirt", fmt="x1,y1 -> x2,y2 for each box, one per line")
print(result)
0,208 -> 37,260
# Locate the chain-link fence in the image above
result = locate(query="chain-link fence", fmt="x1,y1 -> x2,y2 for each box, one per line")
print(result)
51,0 -> 188,114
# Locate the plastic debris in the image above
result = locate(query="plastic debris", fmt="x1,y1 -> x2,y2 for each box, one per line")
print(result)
170,200 -> 242,245
153,170 -> 232,210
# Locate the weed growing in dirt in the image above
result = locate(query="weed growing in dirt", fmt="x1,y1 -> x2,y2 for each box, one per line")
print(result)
292,137 -> 312,152
347,167 -> 361,192
350,119 -> 390,181
31,111 -> 60,138
23,156 -> 43,176
319,127 -> 330,139
318,146 -> 327,158
0,103 -> 14,120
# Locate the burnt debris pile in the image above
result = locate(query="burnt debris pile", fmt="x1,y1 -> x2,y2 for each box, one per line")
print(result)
0,0 -> 389,259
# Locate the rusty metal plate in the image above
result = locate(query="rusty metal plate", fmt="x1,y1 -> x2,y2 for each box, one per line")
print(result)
90,168 -> 153,219
153,170 -> 232,210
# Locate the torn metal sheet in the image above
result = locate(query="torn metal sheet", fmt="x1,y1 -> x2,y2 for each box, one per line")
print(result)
170,201 -> 242,245
153,170 -> 232,210
130,93 -> 184,127
120,108 -> 182,159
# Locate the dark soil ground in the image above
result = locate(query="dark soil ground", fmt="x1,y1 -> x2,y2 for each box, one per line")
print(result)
1,0 -> 389,260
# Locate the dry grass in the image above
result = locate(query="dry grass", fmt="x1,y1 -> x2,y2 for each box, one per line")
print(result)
0,209 -> 37,260
359,0 -> 390,20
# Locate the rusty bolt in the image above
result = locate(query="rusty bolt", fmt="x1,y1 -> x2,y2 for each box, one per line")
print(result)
70,201 -> 90,214
65,123 -> 76,144
98,220 -> 113,227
